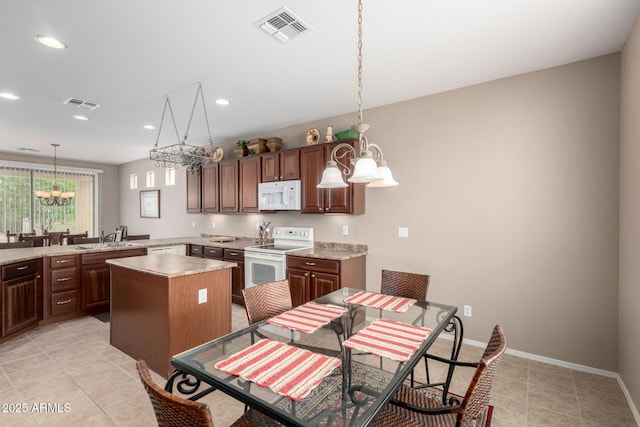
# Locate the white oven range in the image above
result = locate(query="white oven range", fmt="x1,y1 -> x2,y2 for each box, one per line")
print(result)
244,226 -> 314,288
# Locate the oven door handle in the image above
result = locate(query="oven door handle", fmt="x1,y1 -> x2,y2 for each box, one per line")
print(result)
245,252 -> 284,262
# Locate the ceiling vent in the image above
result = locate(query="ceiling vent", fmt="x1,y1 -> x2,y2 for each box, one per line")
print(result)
254,7 -> 312,43
64,97 -> 101,110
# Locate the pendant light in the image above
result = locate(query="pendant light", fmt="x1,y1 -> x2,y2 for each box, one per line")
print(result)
34,144 -> 75,206
317,0 -> 398,189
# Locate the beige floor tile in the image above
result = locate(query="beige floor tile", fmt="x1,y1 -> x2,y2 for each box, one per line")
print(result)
526,405 -> 582,427
528,367 -> 577,395
527,384 -> 580,418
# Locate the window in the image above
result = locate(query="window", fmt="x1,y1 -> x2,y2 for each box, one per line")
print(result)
165,168 -> 176,186
130,173 -> 138,189
146,171 -> 155,188
1,160 -> 100,241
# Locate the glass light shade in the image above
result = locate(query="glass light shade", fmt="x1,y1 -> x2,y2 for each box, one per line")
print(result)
42,192 -> 51,198
348,153 -> 382,183
317,161 -> 348,188
367,161 -> 399,187
34,190 -> 45,198
51,190 -> 62,197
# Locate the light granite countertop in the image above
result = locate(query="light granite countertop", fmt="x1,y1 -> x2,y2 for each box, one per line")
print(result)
0,235 -> 366,266
106,253 -> 236,278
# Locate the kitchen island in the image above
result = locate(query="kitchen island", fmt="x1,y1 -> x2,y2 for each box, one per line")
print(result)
107,253 -> 236,378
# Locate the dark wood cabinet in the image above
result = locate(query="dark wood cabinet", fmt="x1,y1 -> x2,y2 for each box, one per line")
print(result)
202,163 -> 219,213
186,167 -> 202,213
219,160 -> 239,213
300,141 -> 365,214
80,248 -> 146,310
1,259 -> 40,337
48,254 -> 79,318
239,156 -> 262,212
224,249 -> 245,305
262,149 -> 300,182
286,254 -> 365,306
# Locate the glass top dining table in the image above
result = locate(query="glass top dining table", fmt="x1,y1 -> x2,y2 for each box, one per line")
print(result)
166,288 -> 457,427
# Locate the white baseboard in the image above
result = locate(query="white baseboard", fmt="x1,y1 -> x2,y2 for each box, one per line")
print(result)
617,375 -> 640,426
437,334 -> 640,424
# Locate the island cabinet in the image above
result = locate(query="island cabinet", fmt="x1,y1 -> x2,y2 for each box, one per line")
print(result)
286,254 -> 366,307
261,149 -> 300,182
186,167 -> 202,213
300,141 -> 365,214
219,160 -> 239,213
47,254 -> 79,319
80,248 -> 146,310
201,163 -> 219,213
108,254 -> 235,378
239,156 -> 262,213
1,259 -> 41,339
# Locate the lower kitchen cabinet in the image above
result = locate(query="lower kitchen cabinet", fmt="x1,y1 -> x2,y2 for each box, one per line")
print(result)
286,254 -> 365,307
47,254 -> 79,318
1,259 -> 41,338
224,249 -> 244,305
80,248 -> 146,310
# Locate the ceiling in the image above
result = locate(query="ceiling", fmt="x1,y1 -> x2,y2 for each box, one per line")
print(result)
1,0 -> 639,165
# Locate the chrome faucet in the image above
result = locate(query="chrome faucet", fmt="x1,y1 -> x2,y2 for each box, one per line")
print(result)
100,231 -> 118,243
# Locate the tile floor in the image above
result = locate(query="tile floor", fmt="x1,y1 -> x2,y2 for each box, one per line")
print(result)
0,305 -> 636,426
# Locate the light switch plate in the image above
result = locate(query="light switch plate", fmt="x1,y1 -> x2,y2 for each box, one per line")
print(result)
198,289 -> 207,304
398,227 -> 409,238
342,225 -> 349,235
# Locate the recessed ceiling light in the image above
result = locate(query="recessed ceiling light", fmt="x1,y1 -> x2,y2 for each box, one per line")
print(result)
143,124 -> 156,130
73,115 -> 90,121
215,98 -> 230,106
35,35 -> 67,49
0,92 -> 20,100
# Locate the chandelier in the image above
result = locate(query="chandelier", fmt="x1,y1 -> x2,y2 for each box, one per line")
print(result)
150,83 -> 221,172
34,144 -> 75,206
317,0 -> 398,189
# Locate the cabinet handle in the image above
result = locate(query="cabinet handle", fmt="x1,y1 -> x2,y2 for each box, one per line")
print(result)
57,277 -> 72,282
57,259 -> 71,264
17,265 -> 29,271
280,176 -> 283,179
311,274 -> 315,278
229,252 -> 237,256
57,299 -> 72,305
325,208 -> 330,211
305,262 -> 316,266
304,273 -> 309,277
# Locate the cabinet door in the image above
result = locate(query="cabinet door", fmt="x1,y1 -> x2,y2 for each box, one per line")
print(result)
280,149 -> 301,181
219,160 -> 239,212
81,263 -> 110,310
239,156 -> 261,212
300,145 -> 325,213
323,142 -> 365,214
261,152 -> 279,182
186,167 -> 202,213
202,163 -> 219,213
311,272 -> 340,300
287,269 -> 310,307
231,261 -> 244,305
2,276 -> 38,337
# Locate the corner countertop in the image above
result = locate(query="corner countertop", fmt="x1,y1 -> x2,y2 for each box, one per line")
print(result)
0,235 -> 367,266
106,253 -> 236,278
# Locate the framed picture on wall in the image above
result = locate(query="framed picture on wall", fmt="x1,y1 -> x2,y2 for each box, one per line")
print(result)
140,190 -> 160,218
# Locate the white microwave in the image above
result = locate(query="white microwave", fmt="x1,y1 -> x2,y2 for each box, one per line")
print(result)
258,180 -> 302,211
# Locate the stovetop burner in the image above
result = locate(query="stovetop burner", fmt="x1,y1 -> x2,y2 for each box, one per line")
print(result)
245,226 -> 314,255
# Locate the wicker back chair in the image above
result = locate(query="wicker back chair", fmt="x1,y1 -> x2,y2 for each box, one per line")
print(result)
73,237 -> 100,244
381,270 -> 430,300
65,231 -> 89,244
242,280 -> 292,325
374,325 -> 506,427
127,234 -> 150,240
0,240 -> 35,249
136,360 -> 280,427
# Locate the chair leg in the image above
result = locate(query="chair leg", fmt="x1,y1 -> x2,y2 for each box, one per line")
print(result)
431,315 -> 463,405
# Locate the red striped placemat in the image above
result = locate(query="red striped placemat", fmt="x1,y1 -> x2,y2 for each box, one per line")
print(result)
214,339 -> 341,401
343,318 -> 432,362
266,302 -> 348,334
343,291 -> 416,312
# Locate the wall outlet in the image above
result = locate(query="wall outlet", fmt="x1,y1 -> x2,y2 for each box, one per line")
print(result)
191,221 -> 196,229
342,225 -> 349,235
211,222 -> 215,229
398,227 -> 409,238
463,305 -> 472,317
198,289 -> 207,304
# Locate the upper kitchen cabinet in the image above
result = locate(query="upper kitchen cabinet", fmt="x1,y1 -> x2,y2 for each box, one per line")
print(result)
261,149 -> 300,182
219,160 -> 239,213
186,167 -> 202,213
239,156 -> 261,213
300,141 -> 365,214
202,163 -> 219,213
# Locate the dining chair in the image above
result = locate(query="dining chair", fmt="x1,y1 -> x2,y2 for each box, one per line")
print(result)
44,229 -> 69,246
5,231 -> 19,242
0,240 -> 35,249
373,325 -> 506,427
73,237 -> 100,244
18,234 -> 48,247
65,231 -> 89,244
241,280 -> 292,326
127,234 -> 150,240
136,360 -> 281,427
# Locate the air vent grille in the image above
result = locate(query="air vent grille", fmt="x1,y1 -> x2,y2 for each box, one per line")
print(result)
64,97 -> 101,110
255,7 -> 311,43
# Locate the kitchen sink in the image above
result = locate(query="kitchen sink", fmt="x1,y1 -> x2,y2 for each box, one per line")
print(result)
74,242 -> 140,250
